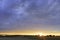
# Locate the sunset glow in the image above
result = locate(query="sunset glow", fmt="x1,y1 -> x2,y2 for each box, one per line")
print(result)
38,32 -> 44,36
0,32 -> 60,36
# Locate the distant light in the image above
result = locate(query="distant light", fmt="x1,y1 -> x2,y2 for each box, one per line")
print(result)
33,32 -> 44,36
38,32 -> 44,36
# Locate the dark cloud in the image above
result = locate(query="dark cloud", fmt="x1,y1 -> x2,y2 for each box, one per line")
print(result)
0,0 -> 60,31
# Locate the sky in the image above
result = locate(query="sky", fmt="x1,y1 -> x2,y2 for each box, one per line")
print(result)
0,0 -> 60,35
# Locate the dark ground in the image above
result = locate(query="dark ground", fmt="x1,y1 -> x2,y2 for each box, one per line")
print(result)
0,35 -> 60,40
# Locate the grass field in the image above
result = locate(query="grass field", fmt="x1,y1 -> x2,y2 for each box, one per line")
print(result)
0,35 -> 60,40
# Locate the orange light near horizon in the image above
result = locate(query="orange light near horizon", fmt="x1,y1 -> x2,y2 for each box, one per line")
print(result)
38,32 -> 44,36
34,32 -> 45,36
0,32 -> 60,36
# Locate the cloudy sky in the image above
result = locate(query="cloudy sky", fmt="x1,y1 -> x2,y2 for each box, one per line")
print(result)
0,0 -> 60,35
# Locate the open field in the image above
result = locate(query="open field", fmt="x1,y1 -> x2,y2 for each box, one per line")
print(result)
0,35 -> 60,40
